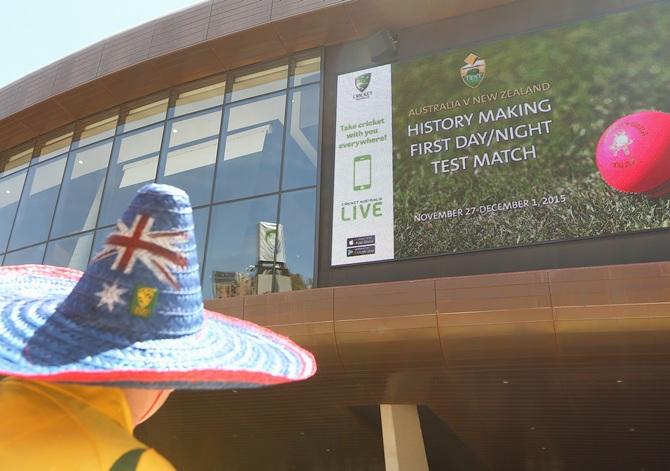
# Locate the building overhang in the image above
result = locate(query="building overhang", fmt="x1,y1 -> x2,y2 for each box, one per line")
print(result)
197,260 -> 670,469
0,0 -> 517,154
205,260 -> 670,370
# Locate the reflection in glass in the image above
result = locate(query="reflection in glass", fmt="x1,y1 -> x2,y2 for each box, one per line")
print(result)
230,64 -> 288,102
90,226 -> 116,262
215,93 -> 286,202
162,142 -> 217,207
44,232 -> 94,270
276,189 -> 316,292
119,97 -> 168,134
291,55 -> 321,87
98,124 -> 163,227
4,243 -> 46,265
192,206 -> 209,275
72,111 -> 118,150
1,146 -> 33,176
283,84 -> 320,190
0,51 -> 321,296
159,110 -> 221,206
36,129 -> 73,163
51,140 -> 113,238
8,157 -> 67,251
203,195 -> 278,298
0,171 -> 27,252
173,79 -> 225,117
167,110 -> 221,147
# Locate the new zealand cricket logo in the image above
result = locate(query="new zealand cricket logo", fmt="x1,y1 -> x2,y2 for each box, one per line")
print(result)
460,53 -> 486,88
355,73 -> 371,92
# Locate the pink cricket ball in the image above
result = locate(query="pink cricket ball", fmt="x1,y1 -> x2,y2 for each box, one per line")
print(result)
595,110 -> 670,197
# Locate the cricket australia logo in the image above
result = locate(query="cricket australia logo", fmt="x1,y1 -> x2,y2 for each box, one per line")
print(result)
610,130 -> 633,156
353,73 -> 372,100
355,73 -> 371,92
461,53 -> 486,88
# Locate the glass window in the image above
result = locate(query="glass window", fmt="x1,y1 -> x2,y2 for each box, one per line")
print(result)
90,225 -> 116,262
98,124 -> 163,227
4,243 -> 46,265
230,64 -> 288,102
291,55 -> 321,87
192,206 -> 209,275
276,189 -> 316,292
0,171 -> 27,252
173,78 -> 225,117
119,96 -> 168,134
44,232 -> 94,271
203,195 -> 278,299
8,157 -> 67,251
35,129 -> 73,163
72,110 -> 118,150
50,140 -> 114,238
158,110 -> 221,206
282,84 -> 320,190
166,110 -> 222,148
162,141 -> 219,206
214,92 -> 286,202
1,146 -> 33,177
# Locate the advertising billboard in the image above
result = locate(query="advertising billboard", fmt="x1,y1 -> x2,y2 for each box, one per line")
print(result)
332,2 -> 670,266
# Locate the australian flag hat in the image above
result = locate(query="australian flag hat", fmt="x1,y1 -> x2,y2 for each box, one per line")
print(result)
0,184 -> 316,388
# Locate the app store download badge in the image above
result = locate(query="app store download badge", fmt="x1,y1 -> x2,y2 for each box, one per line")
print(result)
346,235 -> 376,257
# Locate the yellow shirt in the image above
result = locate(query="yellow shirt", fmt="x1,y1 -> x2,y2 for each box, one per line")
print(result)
0,378 -> 176,471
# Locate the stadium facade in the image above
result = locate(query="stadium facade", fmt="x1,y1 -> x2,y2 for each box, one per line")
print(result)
1,0 -> 670,469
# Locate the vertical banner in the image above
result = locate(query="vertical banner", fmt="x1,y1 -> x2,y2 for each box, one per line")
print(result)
331,64 -> 394,266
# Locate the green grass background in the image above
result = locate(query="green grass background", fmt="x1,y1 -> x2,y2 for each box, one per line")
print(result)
392,1 -> 670,258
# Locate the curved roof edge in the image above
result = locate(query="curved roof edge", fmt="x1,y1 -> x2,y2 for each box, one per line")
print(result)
0,0 -> 515,153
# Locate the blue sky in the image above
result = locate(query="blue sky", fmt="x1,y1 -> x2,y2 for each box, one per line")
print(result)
0,0 -> 204,88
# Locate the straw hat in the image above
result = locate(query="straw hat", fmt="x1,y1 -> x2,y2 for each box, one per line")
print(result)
0,184 -> 316,388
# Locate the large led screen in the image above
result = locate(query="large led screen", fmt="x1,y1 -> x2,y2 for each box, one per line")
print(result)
331,2 -> 670,266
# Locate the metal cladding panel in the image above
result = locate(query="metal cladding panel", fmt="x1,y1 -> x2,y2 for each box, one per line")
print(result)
98,24 -> 155,75
270,0 -> 347,20
52,82 -> 119,121
244,287 -> 335,326
0,84 -> 20,120
204,296 -> 245,319
334,279 -> 436,321
272,4 -> 357,52
0,118 -> 32,150
148,2 -> 212,58
98,61 -> 170,103
12,63 -> 59,112
149,43 -> 226,87
11,99 -> 74,137
207,0 -> 273,38
51,44 -> 105,95
207,25 -> 284,70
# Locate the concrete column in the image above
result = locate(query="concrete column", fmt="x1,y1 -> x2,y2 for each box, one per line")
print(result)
380,404 -> 429,471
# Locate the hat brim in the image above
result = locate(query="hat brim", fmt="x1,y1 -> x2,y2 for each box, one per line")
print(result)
0,265 -> 316,389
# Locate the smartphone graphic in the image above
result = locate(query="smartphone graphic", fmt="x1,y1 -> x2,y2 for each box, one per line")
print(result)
353,155 -> 372,191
